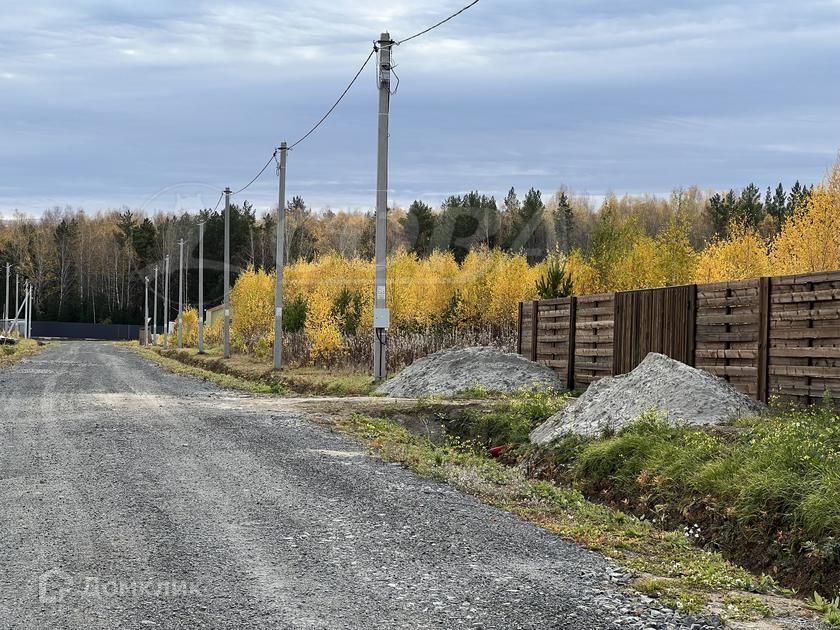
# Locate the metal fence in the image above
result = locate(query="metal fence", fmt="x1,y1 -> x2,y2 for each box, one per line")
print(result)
31,321 -> 141,341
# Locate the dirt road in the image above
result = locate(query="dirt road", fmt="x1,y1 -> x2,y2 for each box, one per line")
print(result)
0,342 -> 719,629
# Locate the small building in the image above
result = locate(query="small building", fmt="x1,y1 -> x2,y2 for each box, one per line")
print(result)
205,303 -> 226,328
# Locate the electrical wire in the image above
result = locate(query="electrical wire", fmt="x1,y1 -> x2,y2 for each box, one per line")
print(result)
288,46 -> 377,150
212,192 -> 224,212
231,150 -> 278,196
396,0 -> 481,45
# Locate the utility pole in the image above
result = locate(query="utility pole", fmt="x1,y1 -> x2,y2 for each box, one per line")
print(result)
29,284 -> 33,339
198,222 -> 205,354
163,254 -> 170,348
373,33 -> 392,382
144,276 -> 150,346
178,238 -> 185,349
153,265 -> 159,345
223,187 -> 232,359
4,263 -> 9,325
25,283 -> 31,339
274,143 -> 288,370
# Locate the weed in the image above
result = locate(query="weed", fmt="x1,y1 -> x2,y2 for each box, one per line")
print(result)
720,593 -> 773,621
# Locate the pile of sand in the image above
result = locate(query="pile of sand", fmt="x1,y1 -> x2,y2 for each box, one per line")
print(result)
376,346 -> 562,398
530,353 -> 765,444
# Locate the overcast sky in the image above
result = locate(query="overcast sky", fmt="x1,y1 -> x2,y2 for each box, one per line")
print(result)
2,0 -> 839,217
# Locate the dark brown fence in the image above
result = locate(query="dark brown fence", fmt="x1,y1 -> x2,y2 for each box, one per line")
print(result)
518,270 -> 840,404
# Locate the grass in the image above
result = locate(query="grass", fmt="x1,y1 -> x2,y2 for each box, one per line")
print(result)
445,389 -> 570,447
556,404 -> 840,595
333,412 -> 819,624
132,343 -> 376,396
0,339 -> 44,368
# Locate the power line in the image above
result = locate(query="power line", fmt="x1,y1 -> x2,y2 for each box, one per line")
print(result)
232,150 -> 278,196
212,192 -> 224,212
288,46 -> 377,150
397,0 -> 481,46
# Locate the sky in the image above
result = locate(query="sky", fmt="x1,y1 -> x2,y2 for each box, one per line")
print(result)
2,0 -> 840,217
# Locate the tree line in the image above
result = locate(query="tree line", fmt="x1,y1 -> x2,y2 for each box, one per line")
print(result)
0,178 -> 815,325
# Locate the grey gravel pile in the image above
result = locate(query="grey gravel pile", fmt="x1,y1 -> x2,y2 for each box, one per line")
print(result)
530,353 -> 765,444
376,346 -> 563,398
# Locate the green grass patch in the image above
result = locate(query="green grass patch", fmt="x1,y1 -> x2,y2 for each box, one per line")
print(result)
561,404 -> 840,595
446,389 -> 570,447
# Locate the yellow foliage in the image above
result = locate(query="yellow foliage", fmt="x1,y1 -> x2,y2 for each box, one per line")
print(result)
230,266 -> 275,355
174,307 -> 199,347
567,249 -> 601,295
695,225 -> 771,283
611,235 -> 662,291
771,185 -> 840,274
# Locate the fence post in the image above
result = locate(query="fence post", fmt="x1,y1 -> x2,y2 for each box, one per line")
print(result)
757,276 -> 771,403
517,302 -> 524,355
566,296 -> 577,391
530,300 -> 539,362
688,284 -> 697,367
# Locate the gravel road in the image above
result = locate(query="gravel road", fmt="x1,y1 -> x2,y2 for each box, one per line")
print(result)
0,342 -> 721,629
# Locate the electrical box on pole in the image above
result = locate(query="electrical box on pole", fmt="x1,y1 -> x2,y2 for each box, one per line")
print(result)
274,143 -> 288,371
373,32 -> 392,382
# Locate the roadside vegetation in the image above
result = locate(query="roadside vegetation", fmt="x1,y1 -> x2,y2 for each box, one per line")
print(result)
135,344 -> 375,396
0,339 -> 44,368
329,390 -> 840,625
335,412 -> 823,625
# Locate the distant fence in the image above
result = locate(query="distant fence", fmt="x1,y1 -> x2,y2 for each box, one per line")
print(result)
518,270 -> 840,405
32,321 -> 141,341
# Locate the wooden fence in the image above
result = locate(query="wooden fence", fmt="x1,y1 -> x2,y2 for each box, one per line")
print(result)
517,270 -> 840,404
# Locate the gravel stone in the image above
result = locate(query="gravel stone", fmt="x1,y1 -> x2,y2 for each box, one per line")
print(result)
531,353 -> 765,443
0,342 -> 727,628
376,346 -> 562,398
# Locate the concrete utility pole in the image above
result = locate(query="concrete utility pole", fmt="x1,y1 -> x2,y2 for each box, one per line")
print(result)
144,276 -> 150,346
153,265 -> 159,345
163,255 -> 170,348
373,33 -> 392,382
25,283 -> 31,339
223,187 -> 232,359
274,143 -> 288,370
198,222 -> 205,354
4,263 -> 9,324
178,239 -> 185,349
